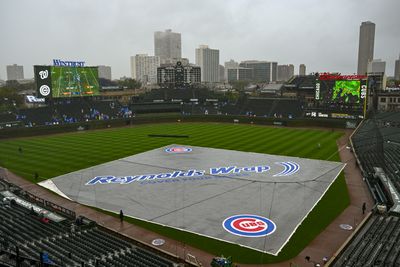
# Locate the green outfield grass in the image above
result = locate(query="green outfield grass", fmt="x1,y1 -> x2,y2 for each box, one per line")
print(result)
0,123 -> 349,263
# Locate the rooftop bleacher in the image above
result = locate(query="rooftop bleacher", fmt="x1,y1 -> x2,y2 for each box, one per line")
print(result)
283,75 -> 316,90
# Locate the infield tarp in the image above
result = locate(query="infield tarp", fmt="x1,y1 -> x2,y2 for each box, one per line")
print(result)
39,145 -> 344,255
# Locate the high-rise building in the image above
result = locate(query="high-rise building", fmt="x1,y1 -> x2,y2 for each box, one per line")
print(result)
219,65 -> 225,82
277,65 -> 290,81
299,64 -> 306,76
154,29 -> 181,64
238,61 -> 277,82
224,59 -> 239,70
130,54 -> 160,84
224,60 -> 239,81
6,64 -> 24,81
271,62 -> 278,82
357,21 -> 375,75
98,65 -> 112,80
195,45 -> 219,83
394,55 -> 400,80
367,59 -> 386,74
227,67 -> 253,82
289,64 -> 294,78
239,61 -> 268,82
226,69 -> 237,82
277,64 -> 295,81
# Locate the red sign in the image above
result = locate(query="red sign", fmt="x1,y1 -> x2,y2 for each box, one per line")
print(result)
318,73 -> 367,80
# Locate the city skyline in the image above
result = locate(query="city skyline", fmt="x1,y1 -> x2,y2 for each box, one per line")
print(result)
1,0 -> 399,80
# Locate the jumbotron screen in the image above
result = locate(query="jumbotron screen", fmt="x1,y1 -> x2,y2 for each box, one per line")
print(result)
309,74 -> 367,119
35,65 -> 100,98
331,80 -> 361,104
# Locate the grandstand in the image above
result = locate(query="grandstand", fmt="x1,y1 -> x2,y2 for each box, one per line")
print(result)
331,214 -> 400,266
329,112 -> 400,266
351,112 -> 400,202
0,177 -> 180,267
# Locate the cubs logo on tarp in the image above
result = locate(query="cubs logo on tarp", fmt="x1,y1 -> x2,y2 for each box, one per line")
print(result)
222,214 -> 276,237
165,147 -> 192,153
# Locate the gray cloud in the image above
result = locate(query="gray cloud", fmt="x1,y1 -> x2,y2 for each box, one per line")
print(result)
1,0 -> 399,79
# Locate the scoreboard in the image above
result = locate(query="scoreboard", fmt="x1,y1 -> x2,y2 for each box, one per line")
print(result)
307,73 -> 368,119
35,65 -> 100,98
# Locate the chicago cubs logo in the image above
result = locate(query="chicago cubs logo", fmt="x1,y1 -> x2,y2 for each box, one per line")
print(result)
39,85 -> 51,96
165,147 -> 192,153
222,214 -> 276,237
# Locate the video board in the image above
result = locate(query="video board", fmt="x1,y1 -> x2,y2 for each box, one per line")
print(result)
316,74 -> 367,105
332,80 -> 361,104
307,73 -> 368,119
35,66 -> 100,98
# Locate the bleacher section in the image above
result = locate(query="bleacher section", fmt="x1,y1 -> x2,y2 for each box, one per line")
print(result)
18,106 -> 57,126
241,98 -> 275,117
0,100 -> 130,127
182,102 -> 220,115
0,84 -> 313,128
331,214 -> 400,266
270,99 -> 303,118
0,113 -> 16,123
130,102 -> 181,114
219,97 -> 246,116
0,180 -> 179,267
56,101 -> 89,122
139,88 -> 221,103
221,97 -> 303,118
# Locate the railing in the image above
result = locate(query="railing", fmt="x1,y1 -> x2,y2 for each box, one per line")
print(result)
0,175 -> 76,219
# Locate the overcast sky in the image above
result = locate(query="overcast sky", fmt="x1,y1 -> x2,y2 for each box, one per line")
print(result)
1,0 -> 399,80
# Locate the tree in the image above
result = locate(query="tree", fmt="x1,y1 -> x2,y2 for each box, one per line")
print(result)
117,78 -> 141,89
0,87 -> 25,112
229,80 -> 250,91
4,80 -> 35,91
98,78 -> 118,87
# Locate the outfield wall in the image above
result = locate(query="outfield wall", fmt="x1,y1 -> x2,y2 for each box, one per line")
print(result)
0,114 -> 359,139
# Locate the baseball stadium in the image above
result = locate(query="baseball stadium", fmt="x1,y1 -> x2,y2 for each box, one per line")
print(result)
0,68 -> 400,267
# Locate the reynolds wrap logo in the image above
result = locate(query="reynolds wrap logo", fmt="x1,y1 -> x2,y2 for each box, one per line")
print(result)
85,161 -> 300,185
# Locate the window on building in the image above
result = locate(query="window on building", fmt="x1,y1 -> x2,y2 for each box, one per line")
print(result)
380,97 -> 386,103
